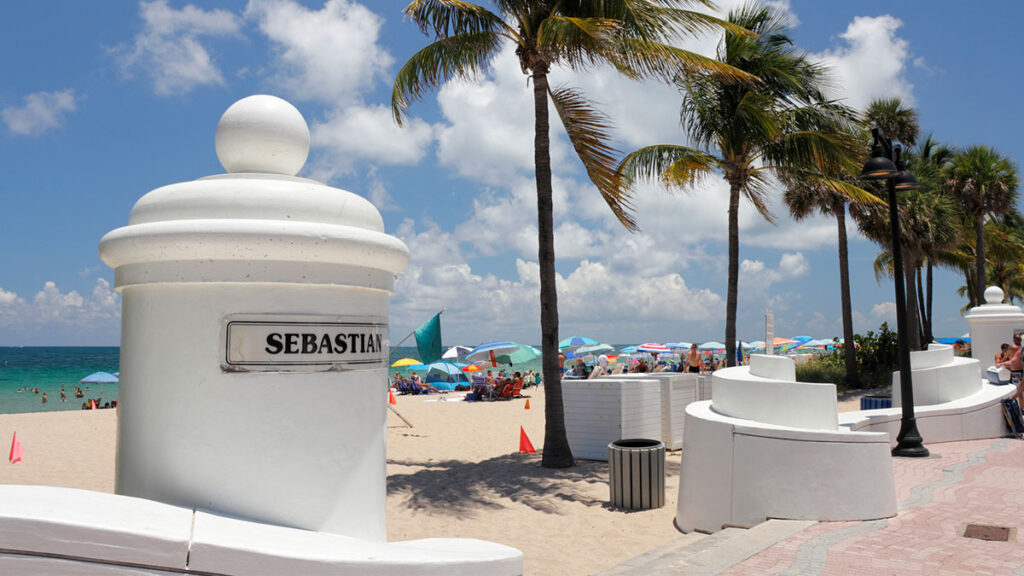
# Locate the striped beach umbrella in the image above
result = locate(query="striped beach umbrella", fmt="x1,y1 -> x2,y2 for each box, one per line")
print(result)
636,343 -> 671,354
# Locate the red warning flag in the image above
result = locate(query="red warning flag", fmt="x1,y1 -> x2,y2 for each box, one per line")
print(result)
9,432 -> 24,464
519,426 -> 536,454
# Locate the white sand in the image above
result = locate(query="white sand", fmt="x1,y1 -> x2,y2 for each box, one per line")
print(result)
0,386 -> 881,574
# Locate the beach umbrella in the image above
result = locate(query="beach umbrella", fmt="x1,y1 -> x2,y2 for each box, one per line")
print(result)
636,343 -> 671,355
558,336 -> 601,350
462,364 -> 482,372
405,363 -> 430,371
752,337 -> 797,350
441,345 -> 473,360
575,343 -> 614,355
698,341 -> 726,352
780,335 -> 814,353
665,342 -> 693,350
619,345 -> 639,354
391,358 -> 420,367
80,371 -> 119,384
80,371 -> 118,397
466,341 -> 539,366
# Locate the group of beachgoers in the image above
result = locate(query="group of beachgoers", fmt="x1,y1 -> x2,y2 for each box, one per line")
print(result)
560,343 -> 726,379
391,368 -> 540,401
993,333 -> 1024,410
16,384 -> 114,409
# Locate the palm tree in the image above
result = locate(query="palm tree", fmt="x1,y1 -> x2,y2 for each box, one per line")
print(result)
864,98 -> 918,149
857,97 -> 921,344
984,214 -> 1024,303
782,151 -> 879,387
855,186 -> 959,349
617,3 -> 863,366
945,145 -> 1020,307
391,0 -> 750,468
904,134 -> 957,343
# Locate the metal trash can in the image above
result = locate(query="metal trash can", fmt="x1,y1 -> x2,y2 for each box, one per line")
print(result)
608,438 -> 665,510
860,395 -> 892,410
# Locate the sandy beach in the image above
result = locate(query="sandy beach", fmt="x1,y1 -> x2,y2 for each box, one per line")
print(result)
0,386 -> 882,575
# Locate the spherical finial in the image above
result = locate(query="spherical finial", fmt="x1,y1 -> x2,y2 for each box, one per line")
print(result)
215,95 -> 310,176
984,285 -> 1005,305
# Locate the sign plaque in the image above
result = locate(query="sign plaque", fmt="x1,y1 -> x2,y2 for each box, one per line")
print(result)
222,314 -> 389,372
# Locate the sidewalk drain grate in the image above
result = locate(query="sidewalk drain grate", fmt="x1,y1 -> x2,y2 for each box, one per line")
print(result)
962,524 -> 1014,542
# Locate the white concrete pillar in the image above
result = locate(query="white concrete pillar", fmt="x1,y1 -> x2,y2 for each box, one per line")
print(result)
99,95 -> 409,541
965,286 -> 1024,367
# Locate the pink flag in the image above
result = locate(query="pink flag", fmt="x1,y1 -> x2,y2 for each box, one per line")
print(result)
90,399 -> 97,410
9,432 -> 23,464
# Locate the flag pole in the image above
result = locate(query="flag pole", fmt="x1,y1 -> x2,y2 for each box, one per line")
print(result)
387,307 -> 446,429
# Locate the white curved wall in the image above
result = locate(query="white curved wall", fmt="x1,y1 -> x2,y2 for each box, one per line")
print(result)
676,403 -> 895,533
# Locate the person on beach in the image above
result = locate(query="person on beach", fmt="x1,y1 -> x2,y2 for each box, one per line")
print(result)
61,388 -> 66,402
953,339 -> 967,356
42,392 -> 47,403
558,352 -> 566,375
687,344 -> 702,373
997,334 -> 1024,409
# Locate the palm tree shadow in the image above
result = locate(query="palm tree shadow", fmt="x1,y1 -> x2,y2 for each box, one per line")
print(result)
388,454 -> 680,518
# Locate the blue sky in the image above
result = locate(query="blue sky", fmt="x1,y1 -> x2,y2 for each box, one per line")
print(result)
0,0 -> 1021,347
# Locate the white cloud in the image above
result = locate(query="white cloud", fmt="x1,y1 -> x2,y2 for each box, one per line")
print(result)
246,0 -> 392,106
2,90 -> 77,135
871,301 -> 897,321
115,0 -> 242,96
309,104 -> 434,177
391,216 -> 725,344
740,252 -> 809,286
815,15 -> 913,109
0,280 -> 120,344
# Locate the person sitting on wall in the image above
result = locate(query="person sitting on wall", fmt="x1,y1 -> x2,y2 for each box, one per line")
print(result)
997,334 -> 1024,410
953,339 -> 967,357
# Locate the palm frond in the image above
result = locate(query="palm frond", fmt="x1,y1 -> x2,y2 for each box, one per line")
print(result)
536,16 -> 618,68
610,38 -> 756,83
391,31 -> 503,125
549,85 -> 637,232
616,144 -> 718,191
403,0 -> 508,39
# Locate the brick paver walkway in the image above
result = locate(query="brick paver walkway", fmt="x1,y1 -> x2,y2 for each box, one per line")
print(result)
718,438 -> 1024,575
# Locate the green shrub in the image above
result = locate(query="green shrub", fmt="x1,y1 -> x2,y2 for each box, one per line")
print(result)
793,322 -> 898,393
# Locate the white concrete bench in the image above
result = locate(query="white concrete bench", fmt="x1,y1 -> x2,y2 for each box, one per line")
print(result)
839,343 -> 1015,445
0,486 -> 523,575
676,355 -> 895,534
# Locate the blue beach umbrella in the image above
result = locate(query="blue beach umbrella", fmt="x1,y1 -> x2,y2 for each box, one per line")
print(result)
80,371 -> 119,397
80,371 -> 119,384
574,343 -> 614,355
558,336 -> 601,350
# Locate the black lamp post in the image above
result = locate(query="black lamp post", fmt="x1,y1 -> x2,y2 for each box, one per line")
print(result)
860,128 -> 929,458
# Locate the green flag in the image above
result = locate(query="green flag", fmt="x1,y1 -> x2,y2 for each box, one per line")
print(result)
414,313 -> 443,365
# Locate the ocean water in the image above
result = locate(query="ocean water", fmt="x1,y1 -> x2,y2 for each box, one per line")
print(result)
0,347 -> 120,415
0,345 -> 552,415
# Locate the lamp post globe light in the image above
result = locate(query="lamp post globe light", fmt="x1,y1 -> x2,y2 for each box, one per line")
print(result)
860,128 -> 929,458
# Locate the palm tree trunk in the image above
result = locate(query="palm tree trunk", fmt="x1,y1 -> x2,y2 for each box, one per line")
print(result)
916,267 -> 926,344
904,261 -> 922,351
836,206 -> 858,387
725,180 -> 740,367
975,210 -> 986,301
926,260 -> 934,343
533,70 -> 573,468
